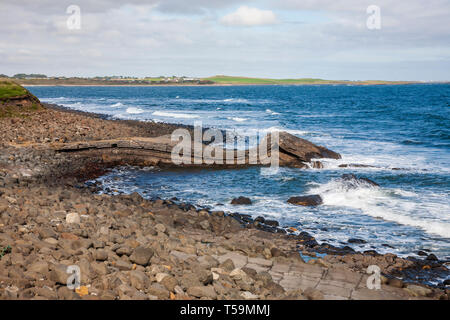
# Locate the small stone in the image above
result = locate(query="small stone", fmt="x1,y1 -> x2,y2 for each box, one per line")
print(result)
155,224 -> 166,234
148,283 -> 169,299
116,246 -> 132,256
156,273 -> 170,283
114,260 -> 133,271
60,233 -> 79,240
130,246 -> 154,266
95,249 -> 108,261
287,195 -> 322,206
99,226 -> 109,235
161,275 -> 178,292
197,270 -> 213,285
426,254 -> 438,261
187,286 -> 217,299
219,259 -> 235,272
270,247 -> 286,257
130,270 -> 149,290
240,291 -> 258,300
405,284 -> 432,297
44,237 -> 58,245
230,268 -> 247,280
303,287 -> 324,300
5,286 -> 19,299
91,262 -> 108,275
199,220 -> 210,230
65,212 -> 80,224
57,286 -> 81,300
348,238 -> 367,244
27,261 -> 49,274
38,227 -> 57,239
50,264 -> 69,285
231,196 -> 252,205
388,278 -> 404,288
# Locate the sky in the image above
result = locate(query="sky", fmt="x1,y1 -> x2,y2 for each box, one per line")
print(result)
0,0 -> 449,80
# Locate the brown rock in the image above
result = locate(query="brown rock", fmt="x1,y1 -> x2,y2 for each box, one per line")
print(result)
219,259 -> 235,272
231,197 -> 252,205
129,270 -> 150,290
148,283 -> 170,299
130,246 -> 154,266
303,287 -> 324,300
287,195 -> 323,206
187,286 -> 217,299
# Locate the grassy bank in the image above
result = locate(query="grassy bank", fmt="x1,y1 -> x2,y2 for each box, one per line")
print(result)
0,80 -> 28,99
0,79 -> 43,117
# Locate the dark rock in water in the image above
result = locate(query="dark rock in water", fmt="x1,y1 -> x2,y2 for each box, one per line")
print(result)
382,244 -> 395,249
426,254 -> 438,261
363,250 -> 379,256
341,174 -> 379,187
254,216 -> 265,223
444,279 -> 450,286
338,164 -> 377,168
348,238 -> 367,244
265,219 -> 279,227
240,215 -> 254,223
231,196 -> 252,205
342,246 -> 356,253
418,250 -> 428,256
288,195 -> 323,206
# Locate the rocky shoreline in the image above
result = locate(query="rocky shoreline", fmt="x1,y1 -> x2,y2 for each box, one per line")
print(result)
0,97 -> 448,300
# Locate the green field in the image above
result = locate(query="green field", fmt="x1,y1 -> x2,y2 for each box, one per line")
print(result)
0,80 -> 28,99
202,75 -> 334,85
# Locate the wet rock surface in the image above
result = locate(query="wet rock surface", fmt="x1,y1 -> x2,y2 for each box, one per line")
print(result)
230,197 -> 252,205
287,195 -> 323,206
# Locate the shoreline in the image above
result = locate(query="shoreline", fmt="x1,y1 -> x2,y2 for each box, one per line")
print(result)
0,100 -> 448,299
21,82 -> 438,87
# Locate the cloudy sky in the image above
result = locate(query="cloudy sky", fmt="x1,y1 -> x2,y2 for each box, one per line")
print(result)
1,0 -> 449,80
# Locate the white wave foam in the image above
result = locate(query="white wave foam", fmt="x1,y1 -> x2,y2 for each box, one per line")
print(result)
228,117 -> 248,122
223,98 -> 250,103
308,179 -> 450,238
266,109 -> 280,115
126,107 -> 144,114
152,111 -> 200,119
110,102 -> 124,108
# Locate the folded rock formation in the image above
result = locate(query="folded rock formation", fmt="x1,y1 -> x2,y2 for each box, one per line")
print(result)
53,131 -> 341,169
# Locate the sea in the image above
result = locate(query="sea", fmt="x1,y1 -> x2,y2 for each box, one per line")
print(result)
27,84 -> 450,267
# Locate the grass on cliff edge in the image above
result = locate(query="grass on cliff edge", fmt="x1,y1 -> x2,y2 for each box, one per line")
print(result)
0,80 -> 28,99
0,79 -> 43,118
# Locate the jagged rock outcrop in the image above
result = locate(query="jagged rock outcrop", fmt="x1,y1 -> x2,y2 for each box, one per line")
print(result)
287,195 -> 323,206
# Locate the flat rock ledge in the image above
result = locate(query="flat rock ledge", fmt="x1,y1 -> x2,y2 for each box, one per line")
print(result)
52,131 -> 341,169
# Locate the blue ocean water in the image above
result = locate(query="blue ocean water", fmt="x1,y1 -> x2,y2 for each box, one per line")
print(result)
28,85 -> 450,261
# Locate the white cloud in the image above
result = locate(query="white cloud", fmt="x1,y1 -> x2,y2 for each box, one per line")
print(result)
220,6 -> 278,26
